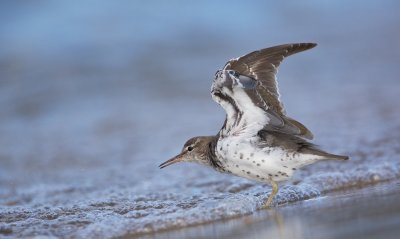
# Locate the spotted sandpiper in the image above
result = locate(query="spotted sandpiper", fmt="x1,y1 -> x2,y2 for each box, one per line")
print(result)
159,43 -> 349,208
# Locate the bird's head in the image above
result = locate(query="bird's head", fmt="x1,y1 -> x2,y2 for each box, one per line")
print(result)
159,136 -> 214,169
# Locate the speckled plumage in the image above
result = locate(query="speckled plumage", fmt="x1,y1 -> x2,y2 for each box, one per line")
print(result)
160,43 -> 349,207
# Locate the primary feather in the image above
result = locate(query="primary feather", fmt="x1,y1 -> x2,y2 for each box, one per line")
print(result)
213,43 -> 316,139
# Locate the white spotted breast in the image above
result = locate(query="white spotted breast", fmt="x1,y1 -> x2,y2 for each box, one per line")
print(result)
215,135 -> 323,182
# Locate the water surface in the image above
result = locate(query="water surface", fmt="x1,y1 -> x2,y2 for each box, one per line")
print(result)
134,180 -> 400,239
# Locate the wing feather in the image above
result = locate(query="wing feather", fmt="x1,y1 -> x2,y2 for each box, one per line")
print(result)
222,43 -> 316,139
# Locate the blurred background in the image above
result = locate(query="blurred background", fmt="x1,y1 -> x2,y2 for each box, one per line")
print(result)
1,1 -> 400,238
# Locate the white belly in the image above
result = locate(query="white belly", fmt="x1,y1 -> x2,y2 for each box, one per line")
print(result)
216,135 -> 321,182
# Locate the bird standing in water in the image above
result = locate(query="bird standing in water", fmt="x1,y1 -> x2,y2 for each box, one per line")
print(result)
159,43 -> 348,208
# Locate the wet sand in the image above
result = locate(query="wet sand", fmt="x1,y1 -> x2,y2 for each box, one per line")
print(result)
134,180 -> 400,239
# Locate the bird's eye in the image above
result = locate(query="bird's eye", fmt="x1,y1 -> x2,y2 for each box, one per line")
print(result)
187,146 -> 194,151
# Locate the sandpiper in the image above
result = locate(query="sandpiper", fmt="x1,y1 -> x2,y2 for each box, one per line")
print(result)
160,43 -> 349,208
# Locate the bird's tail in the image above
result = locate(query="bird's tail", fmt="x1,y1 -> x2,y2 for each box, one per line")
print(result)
322,152 -> 349,160
303,147 -> 349,160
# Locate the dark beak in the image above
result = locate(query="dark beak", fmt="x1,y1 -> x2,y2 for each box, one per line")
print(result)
159,153 -> 185,169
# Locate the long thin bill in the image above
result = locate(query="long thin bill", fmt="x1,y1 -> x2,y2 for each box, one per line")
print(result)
159,153 -> 184,169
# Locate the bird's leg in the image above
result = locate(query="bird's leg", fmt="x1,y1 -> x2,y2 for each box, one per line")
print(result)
264,179 -> 278,208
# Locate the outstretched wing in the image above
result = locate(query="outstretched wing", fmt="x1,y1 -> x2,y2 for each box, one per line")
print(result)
213,43 -> 316,139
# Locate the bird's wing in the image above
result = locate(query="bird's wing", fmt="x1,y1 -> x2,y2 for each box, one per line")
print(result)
213,43 -> 316,139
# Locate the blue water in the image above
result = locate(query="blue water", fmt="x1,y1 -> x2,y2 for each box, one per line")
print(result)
1,1 -> 400,238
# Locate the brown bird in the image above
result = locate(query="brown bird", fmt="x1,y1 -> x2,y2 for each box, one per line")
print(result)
160,43 -> 349,207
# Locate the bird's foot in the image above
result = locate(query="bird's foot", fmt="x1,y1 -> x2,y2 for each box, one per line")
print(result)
263,195 -> 274,208
262,179 -> 278,209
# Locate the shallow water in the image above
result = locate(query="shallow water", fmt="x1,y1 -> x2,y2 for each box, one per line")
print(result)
135,180 -> 400,239
1,1 -> 400,238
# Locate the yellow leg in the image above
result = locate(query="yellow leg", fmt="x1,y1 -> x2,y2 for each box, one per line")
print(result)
264,179 -> 278,208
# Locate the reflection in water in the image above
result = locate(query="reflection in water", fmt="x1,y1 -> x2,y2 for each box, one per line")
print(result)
243,209 -> 305,239
145,181 -> 400,239
270,210 -> 287,239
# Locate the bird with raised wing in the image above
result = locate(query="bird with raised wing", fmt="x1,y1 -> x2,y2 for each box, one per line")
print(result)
159,43 -> 349,208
